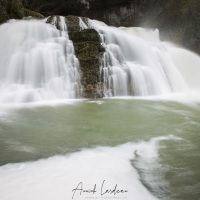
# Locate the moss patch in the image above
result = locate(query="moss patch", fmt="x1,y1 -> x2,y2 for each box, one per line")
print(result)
46,15 -> 61,29
0,0 -> 44,24
65,15 -> 80,32
47,15 -> 105,98
43,15 -> 105,98
66,15 -> 105,98
69,29 -> 101,43
23,8 -> 44,19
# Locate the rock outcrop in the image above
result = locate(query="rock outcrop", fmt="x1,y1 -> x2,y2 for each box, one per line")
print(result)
47,15 -> 105,98
23,0 -> 200,55
66,16 -> 105,98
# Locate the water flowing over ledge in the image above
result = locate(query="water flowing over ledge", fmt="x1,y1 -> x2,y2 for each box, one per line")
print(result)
87,20 -> 200,97
0,17 -> 81,104
0,16 -> 200,105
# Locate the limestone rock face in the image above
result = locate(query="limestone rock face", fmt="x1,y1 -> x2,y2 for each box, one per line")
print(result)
66,16 -> 105,98
47,15 -> 105,98
71,31 -> 105,98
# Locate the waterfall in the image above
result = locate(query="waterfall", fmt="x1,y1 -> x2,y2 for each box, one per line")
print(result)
0,17 -> 81,103
89,20 -> 200,97
1,17 -> 200,102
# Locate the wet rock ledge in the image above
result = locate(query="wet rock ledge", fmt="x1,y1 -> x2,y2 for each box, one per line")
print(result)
47,15 -> 105,99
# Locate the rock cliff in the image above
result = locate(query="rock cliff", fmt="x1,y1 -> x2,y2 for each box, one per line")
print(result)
23,0 -> 200,54
0,0 -> 43,24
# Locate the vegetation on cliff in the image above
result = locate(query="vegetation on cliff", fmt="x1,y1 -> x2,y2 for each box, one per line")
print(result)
0,0 -> 199,98
22,0 -> 200,54
0,0 -> 43,24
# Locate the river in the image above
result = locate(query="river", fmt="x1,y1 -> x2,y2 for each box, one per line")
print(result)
0,98 -> 199,200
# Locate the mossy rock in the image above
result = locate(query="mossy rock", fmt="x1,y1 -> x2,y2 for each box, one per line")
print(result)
0,0 -> 9,24
79,59 -> 100,68
65,15 -> 80,32
81,17 -> 89,26
47,14 -> 105,98
0,0 -> 44,24
69,29 -> 101,43
0,16 -> 7,24
82,73 -> 99,84
7,0 -> 23,19
46,15 -> 62,30
65,15 -> 105,98
23,8 -> 44,19
82,84 -> 100,98
74,42 -> 104,61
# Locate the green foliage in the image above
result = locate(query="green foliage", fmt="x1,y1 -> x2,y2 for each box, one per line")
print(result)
0,0 -> 44,24
7,0 -> 24,19
23,8 -> 44,18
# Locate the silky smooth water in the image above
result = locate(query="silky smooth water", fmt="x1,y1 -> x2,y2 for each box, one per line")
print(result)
0,100 -> 200,200
88,20 -> 200,97
0,18 -> 81,103
0,17 -> 200,200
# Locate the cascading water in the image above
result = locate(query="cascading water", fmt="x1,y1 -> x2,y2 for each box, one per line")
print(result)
0,17 -> 81,104
1,16 -> 200,200
1,16 -> 200,102
88,20 -> 200,97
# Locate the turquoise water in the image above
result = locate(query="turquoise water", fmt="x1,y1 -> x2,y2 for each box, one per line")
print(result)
0,99 -> 200,200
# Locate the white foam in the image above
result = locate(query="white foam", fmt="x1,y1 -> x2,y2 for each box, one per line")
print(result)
0,18 -> 81,104
90,20 -> 200,100
0,135 -> 180,200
